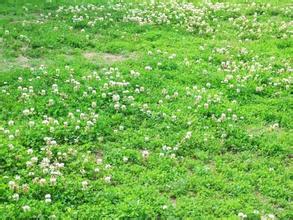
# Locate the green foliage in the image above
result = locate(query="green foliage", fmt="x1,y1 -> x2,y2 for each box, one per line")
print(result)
0,0 -> 292,219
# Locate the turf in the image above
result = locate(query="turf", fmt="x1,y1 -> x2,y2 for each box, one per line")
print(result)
0,0 -> 292,219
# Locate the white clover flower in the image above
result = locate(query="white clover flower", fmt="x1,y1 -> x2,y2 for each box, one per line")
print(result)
145,66 -> 152,71
22,205 -> 31,212
48,99 -> 54,106
130,70 -> 140,77
141,150 -> 149,158
105,164 -> 112,169
39,178 -> 46,185
82,180 -> 88,189
114,103 -> 120,110
8,181 -> 16,190
171,115 -> 177,121
28,121 -> 35,127
87,121 -> 94,127
96,158 -> 103,164
185,131 -> 192,139
112,94 -> 120,102
8,144 -> 14,150
26,161 -> 33,167
168,53 -> 176,59
121,105 -> 127,111
12,193 -> 19,201
23,109 -> 30,116
91,101 -> 97,108
40,89 -> 46,95
256,86 -> 263,92
52,84 -> 58,92
45,194 -> 52,203
271,123 -> 279,129
267,214 -> 276,220
104,176 -> 111,183
238,213 -> 247,219
50,176 -> 57,185
162,205 -> 168,209
31,157 -> 38,163
27,148 -> 34,154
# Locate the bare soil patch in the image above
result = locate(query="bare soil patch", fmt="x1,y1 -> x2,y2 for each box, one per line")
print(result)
83,51 -> 136,64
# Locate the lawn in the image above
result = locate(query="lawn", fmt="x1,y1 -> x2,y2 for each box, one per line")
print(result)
0,0 -> 292,219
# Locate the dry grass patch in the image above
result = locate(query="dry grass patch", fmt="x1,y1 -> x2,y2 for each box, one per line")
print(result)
83,51 -> 137,65
0,55 -> 48,72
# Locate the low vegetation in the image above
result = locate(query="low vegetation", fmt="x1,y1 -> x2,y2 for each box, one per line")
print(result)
0,0 -> 292,219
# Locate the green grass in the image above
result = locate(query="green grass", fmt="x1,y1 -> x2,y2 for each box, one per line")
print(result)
0,0 -> 292,219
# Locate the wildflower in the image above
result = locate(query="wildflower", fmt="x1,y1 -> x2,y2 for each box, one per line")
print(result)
8,181 -> 17,190
256,86 -> 263,92
141,150 -> 149,158
104,176 -> 111,183
267,214 -> 276,220
22,109 -> 30,116
185,131 -> 192,139
48,99 -> 54,106
22,205 -> 31,212
112,94 -> 120,102
22,184 -> 29,193
50,176 -> 57,185
39,178 -> 46,186
12,193 -> 19,201
271,123 -> 279,129
162,205 -> 168,209
45,194 -> 52,203
96,158 -> 103,164
28,121 -> 35,127
121,105 -> 126,111
171,115 -> 177,121
91,101 -> 97,108
49,215 -> 57,219
238,212 -> 247,219
82,180 -> 88,190
114,103 -> 120,110
145,66 -> 152,71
